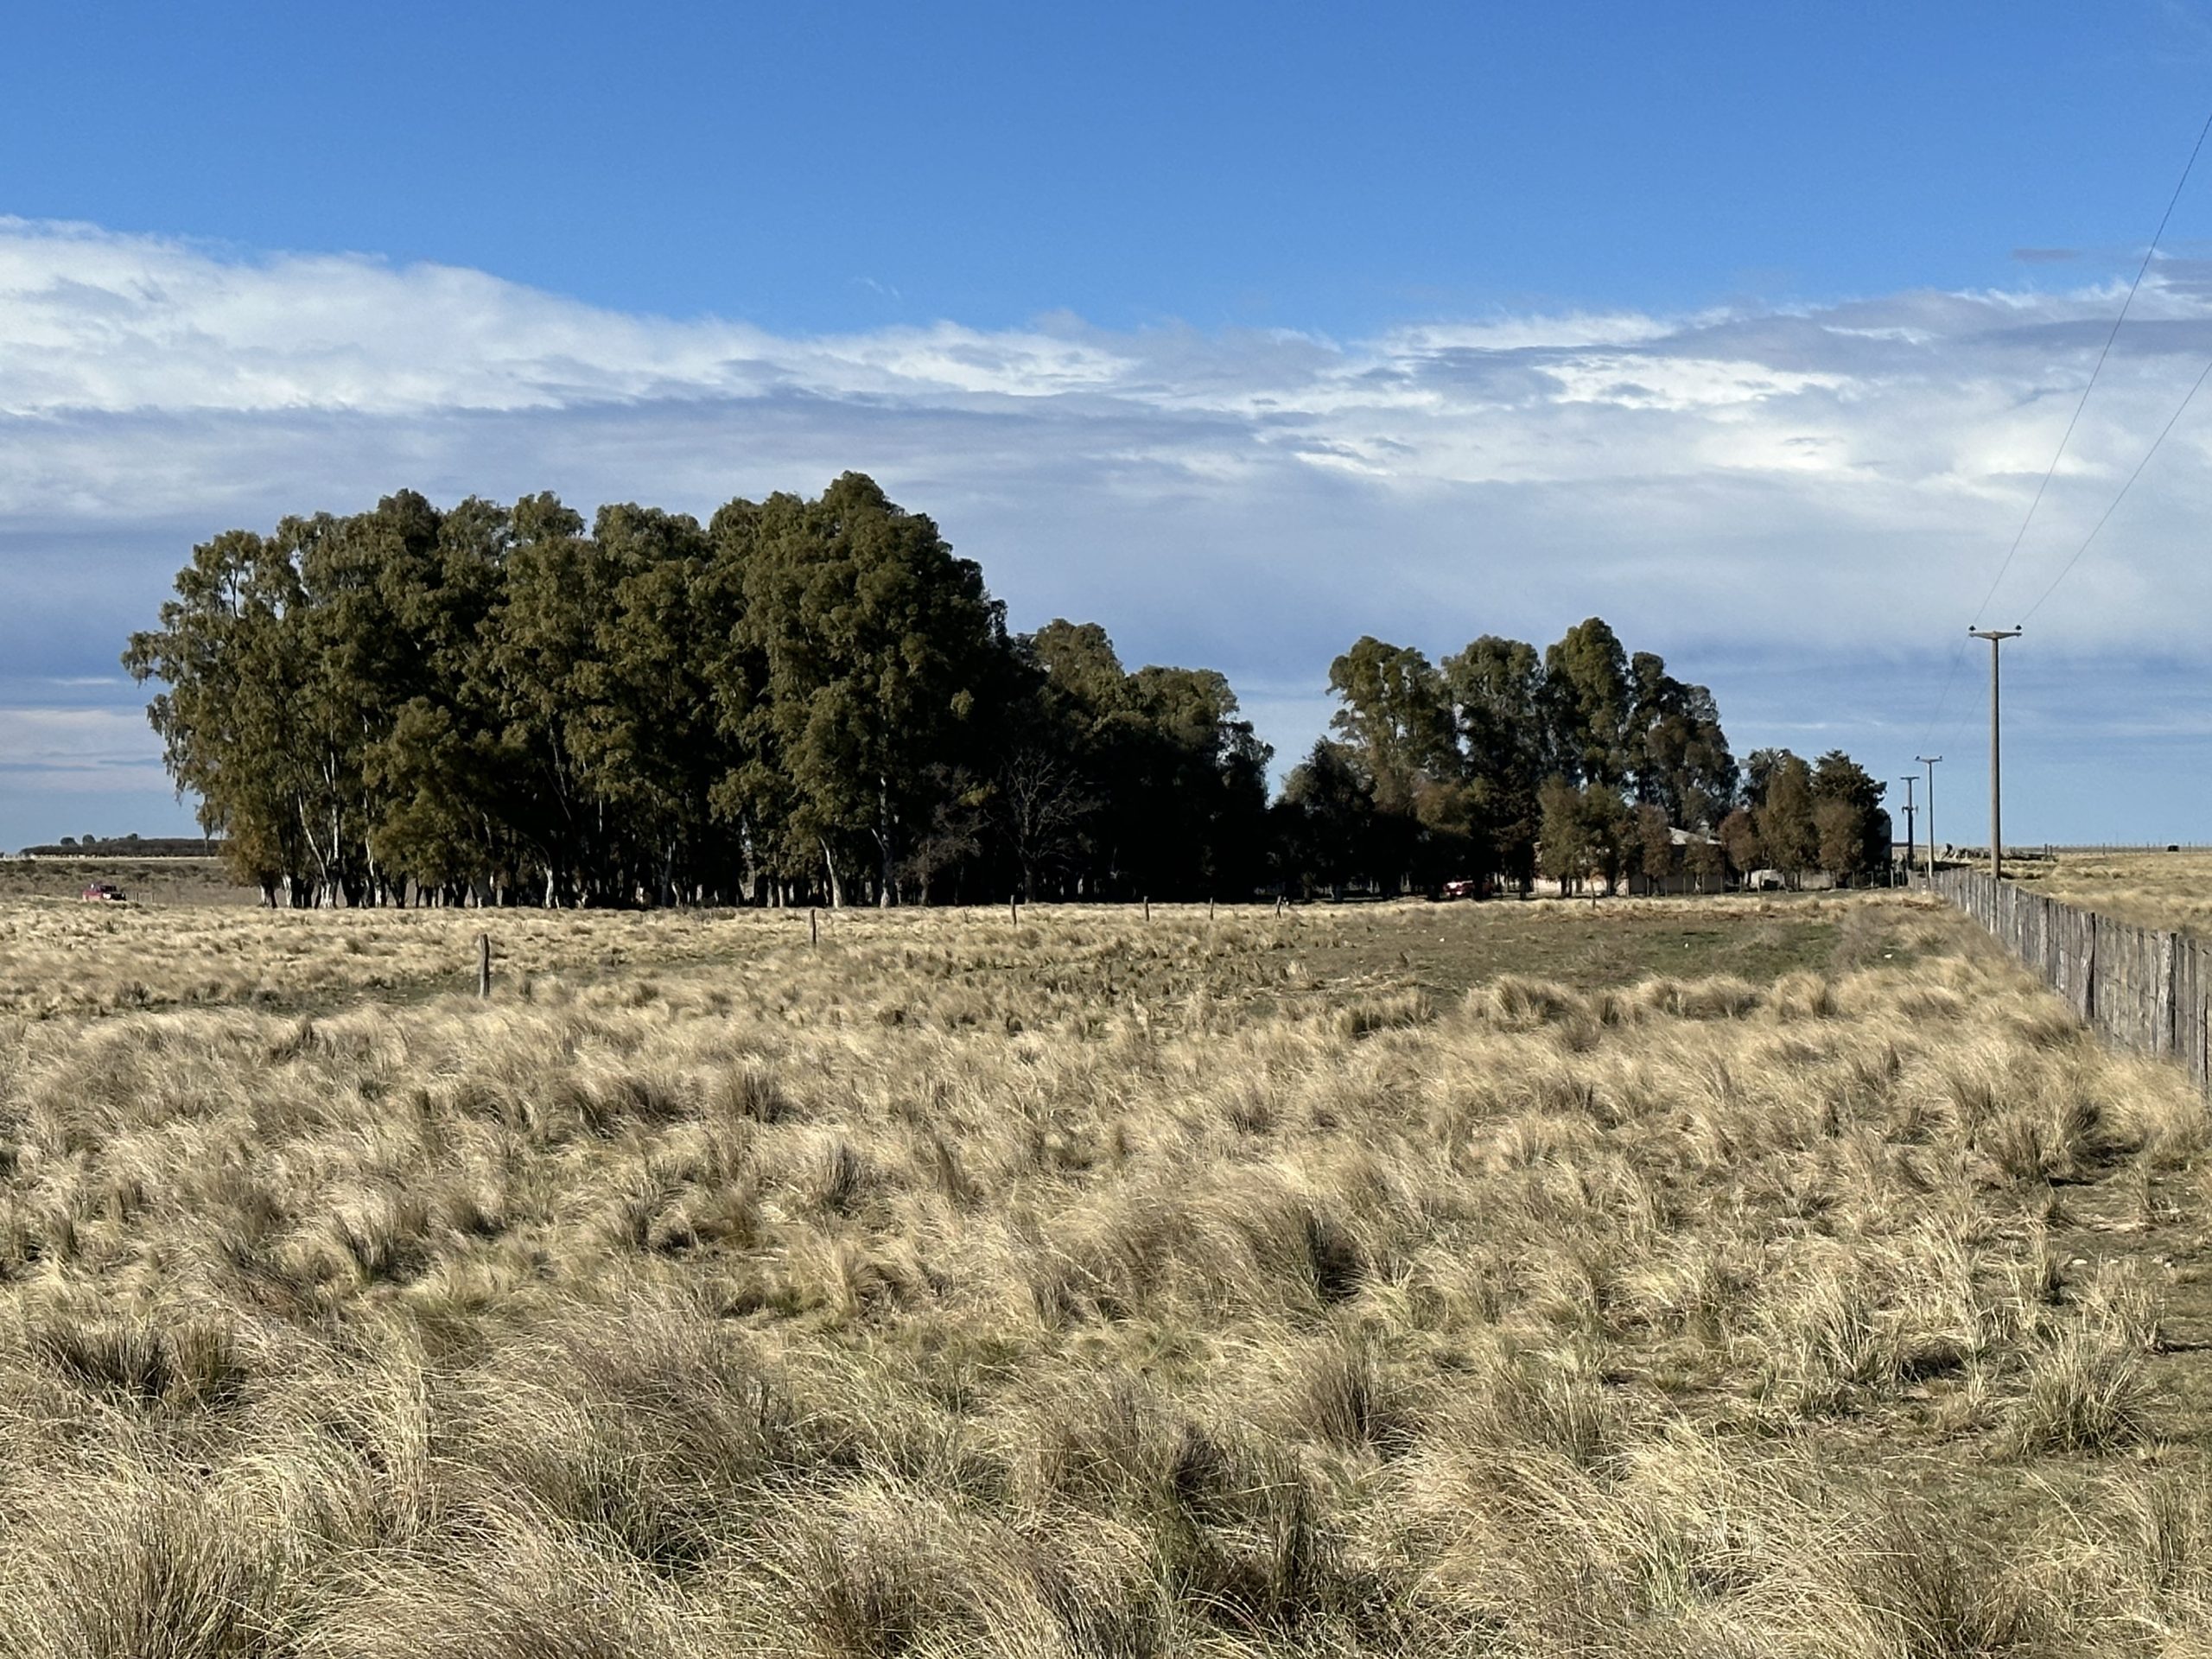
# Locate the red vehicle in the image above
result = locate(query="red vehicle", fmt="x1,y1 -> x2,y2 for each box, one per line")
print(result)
1440,878 -> 1482,900
80,882 -> 126,903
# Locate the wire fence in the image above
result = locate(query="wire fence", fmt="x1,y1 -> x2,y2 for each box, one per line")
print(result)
1932,867 -> 2210,1095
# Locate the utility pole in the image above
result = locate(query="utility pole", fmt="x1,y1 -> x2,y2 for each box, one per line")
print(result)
1916,755 -> 1942,887
1968,628 -> 2022,880
1897,775 -> 1916,888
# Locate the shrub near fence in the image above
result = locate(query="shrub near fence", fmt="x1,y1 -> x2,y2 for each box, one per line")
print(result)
1934,868 -> 2212,1094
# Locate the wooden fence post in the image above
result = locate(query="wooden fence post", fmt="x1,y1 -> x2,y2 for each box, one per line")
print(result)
2086,909 -> 2098,1025
810,907 -> 818,946
477,931 -> 491,998
2164,930 -> 2183,1058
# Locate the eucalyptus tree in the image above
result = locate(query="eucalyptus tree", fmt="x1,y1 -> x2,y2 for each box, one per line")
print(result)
1626,650 -> 1736,830
124,528 -> 315,902
486,493 -> 605,905
1325,637 -> 1458,815
1811,749 -> 1890,882
1755,751 -> 1819,885
1543,617 -> 1631,790
1020,619 -> 1128,893
1015,620 -> 1271,900
363,495 -> 518,901
734,474 -> 1006,906
1443,634 -> 1547,890
127,478 -> 1816,912
1125,663 -> 1272,900
1320,637 -> 1476,892
1279,739 -> 1372,899
575,504 -> 721,902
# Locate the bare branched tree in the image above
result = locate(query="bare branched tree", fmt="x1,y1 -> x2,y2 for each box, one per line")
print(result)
997,747 -> 1093,901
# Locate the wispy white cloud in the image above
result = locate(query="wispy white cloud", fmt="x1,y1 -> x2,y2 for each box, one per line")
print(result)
0,217 -> 1133,416
0,707 -> 167,796
4,215 -> 2212,838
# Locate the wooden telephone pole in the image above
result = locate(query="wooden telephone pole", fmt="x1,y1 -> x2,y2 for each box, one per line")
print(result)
1968,629 -> 2022,880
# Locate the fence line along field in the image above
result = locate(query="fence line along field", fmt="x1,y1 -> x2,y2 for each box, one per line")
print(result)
8,891 -> 2212,1656
1936,867 -> 2212,1105
0,890 -> 1847,1021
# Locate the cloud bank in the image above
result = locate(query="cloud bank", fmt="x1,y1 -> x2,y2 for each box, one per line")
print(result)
4,216 -> 2211,844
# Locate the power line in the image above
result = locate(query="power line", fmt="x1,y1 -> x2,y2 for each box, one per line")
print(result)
1915,634 -> 1973,755
2017,349 -> 2212,624
1967,105 -> 2212,628
1917,103 -> 2212,760
1931,346 -> 2212,814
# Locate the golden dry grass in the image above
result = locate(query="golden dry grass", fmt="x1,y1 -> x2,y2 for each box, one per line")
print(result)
2,893 -> 2210,1656
2014,849 -> 2212,937
0,899 -> 743,1017
0,891 -> 1846,1020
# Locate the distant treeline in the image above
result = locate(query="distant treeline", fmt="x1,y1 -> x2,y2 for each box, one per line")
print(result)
125,474 -> 1889,907
17,836 -> 219,859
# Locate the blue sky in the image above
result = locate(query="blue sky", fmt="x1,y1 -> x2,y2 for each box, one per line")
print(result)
13,2 -> 2212,333
7,2 -> 2212,848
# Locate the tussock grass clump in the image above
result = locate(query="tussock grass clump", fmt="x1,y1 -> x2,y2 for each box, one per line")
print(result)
1768,969 -> 1837,1021
0,893 -> 2204,1655
2003,1324 -> 2153,1455
1477,974 -> 1589,1027
22,1306 -> 248,1411
1637,974 -> 1763,1020
1335,989 -> 1435,1039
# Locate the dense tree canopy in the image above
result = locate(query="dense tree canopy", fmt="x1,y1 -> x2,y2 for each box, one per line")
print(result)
127,482 -> 1889,906
1719,746 -> 1895,893
127,476 -> 1267,908
1278,618 -> 1783,897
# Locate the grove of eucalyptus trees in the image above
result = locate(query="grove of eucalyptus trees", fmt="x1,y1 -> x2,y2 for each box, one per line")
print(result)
1274,618 -> 1889,896
125,474 -> 1270,907
127,477 -> 1884,907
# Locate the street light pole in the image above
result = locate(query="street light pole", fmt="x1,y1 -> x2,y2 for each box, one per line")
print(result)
1916,755 -> 1942,887
1968,628 -> 2023,880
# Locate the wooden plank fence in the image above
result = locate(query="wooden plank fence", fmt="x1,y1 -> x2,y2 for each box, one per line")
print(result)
1933,868 -> 2212,1094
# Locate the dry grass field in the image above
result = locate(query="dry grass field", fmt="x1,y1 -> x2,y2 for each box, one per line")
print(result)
4,892 -> 2212,1656
0,898 -> 738,1019
2013,850 -> 2212,938
0,890 -> 1841,1022
0,855 -> 257,909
